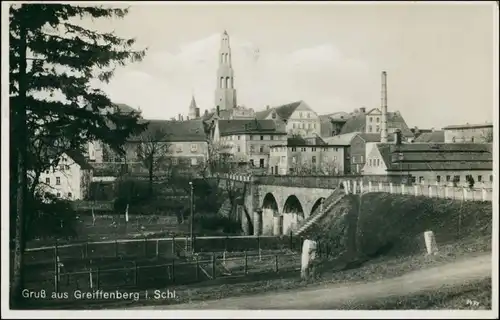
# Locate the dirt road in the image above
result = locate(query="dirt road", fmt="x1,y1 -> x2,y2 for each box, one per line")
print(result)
134,253 -> 492,310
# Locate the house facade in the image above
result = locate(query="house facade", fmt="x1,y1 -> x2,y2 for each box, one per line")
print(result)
362,137 -> 493,187
255,101 -> 321,137
443,123 -> 493,143
212,119 -> 288,168
268,144 -> 346,175
37,150 -> 93,200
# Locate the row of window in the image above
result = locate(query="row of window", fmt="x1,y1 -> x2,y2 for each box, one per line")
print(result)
170,157 -> 199,166
46,177 -> 61,185
249,158 -> 266,168
369,117 -> 380,123
367,158 -> 381,167
271,147 -> 340,152
298,112 -> 313,119
292,122 -> 317,130
288,155 -> 338,163
55,192 -> 72,198
367,125 -> 380,133
223,135 -> 277,141
434,175 -> 493,183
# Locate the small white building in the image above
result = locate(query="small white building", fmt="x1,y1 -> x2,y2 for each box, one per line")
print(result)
37,150 -> 94,200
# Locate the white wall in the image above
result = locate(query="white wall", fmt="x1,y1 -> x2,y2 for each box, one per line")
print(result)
38,154 -> 83,200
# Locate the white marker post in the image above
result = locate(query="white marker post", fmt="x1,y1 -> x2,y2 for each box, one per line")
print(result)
125,203 -> 129,223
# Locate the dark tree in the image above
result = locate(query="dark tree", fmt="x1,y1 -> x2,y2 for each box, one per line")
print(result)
9,4 -> 147,306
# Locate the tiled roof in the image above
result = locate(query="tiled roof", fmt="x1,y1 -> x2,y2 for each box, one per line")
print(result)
128,119 -> 208,142
413,131 -> 445,143
272,101 -> 303,120
375,143 -> 492,172
65,150 -> 93,170
255,109 -> 274,120
443,123 -> 493,130
323,132 -> 360,146
339,111 -> 413,138
114,103 -> 140,115
218,119 -> 287,135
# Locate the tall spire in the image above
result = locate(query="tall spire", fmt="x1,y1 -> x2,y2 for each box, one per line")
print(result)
188,95 -> 200,119
214,30 -> 237,111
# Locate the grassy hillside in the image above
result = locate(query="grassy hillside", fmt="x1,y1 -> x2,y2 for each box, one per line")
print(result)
309,193 -> 492,263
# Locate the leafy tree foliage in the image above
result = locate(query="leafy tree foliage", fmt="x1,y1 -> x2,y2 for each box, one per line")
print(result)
9,4 -> 147,305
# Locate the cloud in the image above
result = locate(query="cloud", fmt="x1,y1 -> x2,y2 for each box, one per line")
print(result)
100,34 -> 372,120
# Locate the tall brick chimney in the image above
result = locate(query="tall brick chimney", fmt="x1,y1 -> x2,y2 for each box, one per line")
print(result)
380,71 -> 389,143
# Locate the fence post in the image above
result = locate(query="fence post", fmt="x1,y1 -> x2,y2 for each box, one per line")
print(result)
257,235 -> 260,253
275,255 -> 279,273
115,240 -> 118,258
96,268 -> 100,290
289,229 -> 293,250
244,251 -> 248,275
134,261 -> 138,286
54,241 -> 59,293
156,240 -> 159,258
225,236 -> 229,252
171,259 -> 175,283
195,255 -> 200,281
171,235 -> 175,255
89,268 -> 93,289
212,253 -> 216,279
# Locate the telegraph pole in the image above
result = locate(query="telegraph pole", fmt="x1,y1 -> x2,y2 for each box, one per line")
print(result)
189,181 -> 194,252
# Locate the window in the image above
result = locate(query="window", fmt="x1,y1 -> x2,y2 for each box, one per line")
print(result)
250,145 -> 255,152
172,158 -> 178,165
191,158 -> 198,166
313,123 -> 316,129
56,192 -> 61,198
376,117 -> 380,123
260,136 -> 264,140
370,117 -> 373,122
250,159 -> 254,167
270,136 -> 274,140
249,135 -> 254,140
66,165 -> 70,170
490,175 -> 493,182
477,175 -> 482,182
312,156 -> 317,164
368,126 -> 372,133
376,159 -> 380,166
45,170 -> 49,174
68,192 -> 72,198
237,146 -> 241,152
237,136 -> 241,140
307,113 -> 311,118
59,165 -> 65,170
308,123 -> 311,129
272,112 -> 276,119
259,146 -> 264,153
454,175 -> 460,182
56,177 -> 61,185
259,159 -> 265,168
293,123 -> 296,129
471,137 -> 474,142
291,147 -> 297,152
45,177 -> 50,184
368,159 -> 372,166
437,175 -> 441,183
312,147 -> 316,152
419,176 -> 424,183
301,148 -> 306,152
452,137 -> 456,143
411,176 -> 416,183
446,175 -> 451,182
190,144 -> 198,153
376,126 -> 380,132
299,112 -> 303,118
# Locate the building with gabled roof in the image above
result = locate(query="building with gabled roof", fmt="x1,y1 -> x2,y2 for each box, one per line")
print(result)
362,131 -> 493,186
37,150 -> 94,200
255,100 -> 321,137
211,118 -> 287,168
442,122 -> 493,143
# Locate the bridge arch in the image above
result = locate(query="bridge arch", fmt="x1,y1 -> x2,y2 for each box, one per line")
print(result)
282,195 -> 305,235
310,197 -> 325,216
261,193 -> 280,235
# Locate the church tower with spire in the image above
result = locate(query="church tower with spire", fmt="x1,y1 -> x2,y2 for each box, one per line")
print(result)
188,95 -> 200,119
214,30 -> 237,111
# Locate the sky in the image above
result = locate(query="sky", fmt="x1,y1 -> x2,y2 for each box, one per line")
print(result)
84,1 -> 496,129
